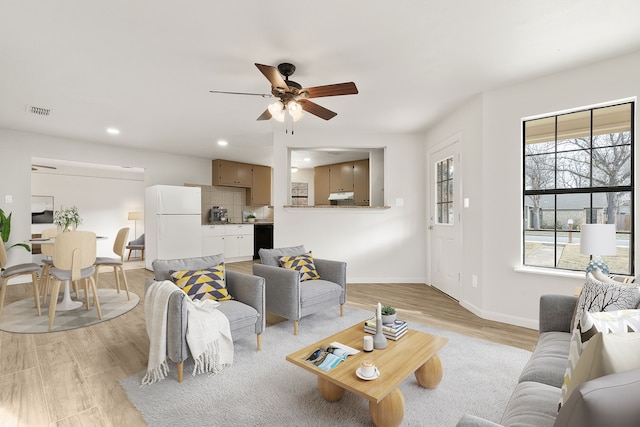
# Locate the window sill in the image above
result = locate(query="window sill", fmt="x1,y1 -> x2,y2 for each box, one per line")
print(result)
514,265 -> 585,280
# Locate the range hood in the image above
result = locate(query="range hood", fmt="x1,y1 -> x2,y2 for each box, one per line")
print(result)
328,191 -> 354,201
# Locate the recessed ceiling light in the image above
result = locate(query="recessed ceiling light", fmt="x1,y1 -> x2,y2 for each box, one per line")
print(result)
107,128 -> 120,135
291,167 -> 298,173
218,140 -> 228,146
304,157 -> 311,162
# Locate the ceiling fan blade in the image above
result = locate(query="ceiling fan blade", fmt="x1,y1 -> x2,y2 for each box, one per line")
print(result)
209,90 -> 272,98
255,63 -> 289,91
256,109 -> 272,121
301,82 -> 358,99
32,164 -> 57,169
299,100 -> 337,120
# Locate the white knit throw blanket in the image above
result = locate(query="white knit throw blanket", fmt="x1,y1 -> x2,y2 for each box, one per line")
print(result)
142,280 -> 233,385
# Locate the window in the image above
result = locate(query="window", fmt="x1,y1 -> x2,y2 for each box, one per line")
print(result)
523,102 -> 634,274
436,156 -> 454,224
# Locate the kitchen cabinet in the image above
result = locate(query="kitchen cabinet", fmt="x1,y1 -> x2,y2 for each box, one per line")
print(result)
314,165 -> 331,205
212,159 -> 253,187
353,159 -> 370,206
223,224 -> 254,260
247,164 -> 271,206
329,162 -> 354,193
202,225 -> 225,256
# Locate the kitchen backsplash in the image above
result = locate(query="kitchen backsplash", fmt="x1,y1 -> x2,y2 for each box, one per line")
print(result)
189,184 -> 273,224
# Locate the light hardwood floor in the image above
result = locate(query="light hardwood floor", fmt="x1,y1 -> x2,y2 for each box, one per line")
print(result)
0,261 -> 538,426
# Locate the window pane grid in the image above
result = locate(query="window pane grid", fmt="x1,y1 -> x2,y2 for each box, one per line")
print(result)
436,157 -> 454,225
523,102 -> 634,274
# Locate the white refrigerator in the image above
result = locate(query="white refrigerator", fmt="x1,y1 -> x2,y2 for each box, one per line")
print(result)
145,185 -> 202,270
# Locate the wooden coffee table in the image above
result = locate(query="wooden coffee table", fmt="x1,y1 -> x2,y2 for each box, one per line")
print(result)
286,322 -> 448,427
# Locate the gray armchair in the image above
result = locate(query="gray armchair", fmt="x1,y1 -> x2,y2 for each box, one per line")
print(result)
126,233 -> 145,260
252,246 -> 346,335
148,254 -> 265,382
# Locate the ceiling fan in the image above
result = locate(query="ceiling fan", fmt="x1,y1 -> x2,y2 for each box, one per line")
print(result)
31,164 -> 57,171
210,63 -> 358,121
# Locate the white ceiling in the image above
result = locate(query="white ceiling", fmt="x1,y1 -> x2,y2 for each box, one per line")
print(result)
3,1 -> 640,168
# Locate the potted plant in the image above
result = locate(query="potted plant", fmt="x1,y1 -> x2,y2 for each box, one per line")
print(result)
246,214 -> 256,223
0,208 -> 31,258
381,305 -> 397,324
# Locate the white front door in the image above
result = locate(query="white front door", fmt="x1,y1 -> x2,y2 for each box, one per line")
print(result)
428,136 -> 462,300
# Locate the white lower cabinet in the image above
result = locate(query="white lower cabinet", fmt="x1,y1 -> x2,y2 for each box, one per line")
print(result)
203,224 -> 254,260
224,224 -> 254,260
202,225 -> 225,256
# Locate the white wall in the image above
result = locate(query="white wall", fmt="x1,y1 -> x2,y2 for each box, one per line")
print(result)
0,129 -> 212,266
272,131 -> 426,283
426,50 -> 640,329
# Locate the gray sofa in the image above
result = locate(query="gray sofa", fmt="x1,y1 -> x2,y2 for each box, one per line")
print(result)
252,246 -> 346,335
457,294 -> 640,427
148,254 -> 265,382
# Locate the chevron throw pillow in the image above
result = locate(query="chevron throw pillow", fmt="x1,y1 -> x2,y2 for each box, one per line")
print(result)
169,264 -> 231,301
279,252 -> 320,281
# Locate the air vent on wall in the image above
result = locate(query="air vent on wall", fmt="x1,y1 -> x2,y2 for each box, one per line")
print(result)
26,105 -> 51,116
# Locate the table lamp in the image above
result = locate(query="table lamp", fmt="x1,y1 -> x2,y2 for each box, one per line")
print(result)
128,211 -> 142,239
580,223 -> 617,275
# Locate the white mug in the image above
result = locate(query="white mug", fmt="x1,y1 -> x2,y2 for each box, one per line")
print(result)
361,360 -> 376,378
363,335 -> 374,352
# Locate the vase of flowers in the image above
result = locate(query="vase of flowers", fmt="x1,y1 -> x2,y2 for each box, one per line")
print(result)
53,206 -> 82,232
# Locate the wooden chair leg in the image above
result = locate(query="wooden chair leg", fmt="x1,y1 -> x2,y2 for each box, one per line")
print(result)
0,278 -> 7,319
127,249 -> 132,261
31,272 -> 41,316
178,362 -> 184,383
89,277 -> 102,319
256,334 -> 262,351
340,304 -> 344,316
294,320 -> 299,335
113,267 -> 121,293
48,280 -> 62,331
118,266 -> 131,300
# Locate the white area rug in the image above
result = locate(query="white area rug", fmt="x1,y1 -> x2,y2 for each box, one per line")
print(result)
121,307 -> 531,426
0,288 -> 139,333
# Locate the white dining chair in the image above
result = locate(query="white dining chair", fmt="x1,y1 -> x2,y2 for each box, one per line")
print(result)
47,231 -> 102,331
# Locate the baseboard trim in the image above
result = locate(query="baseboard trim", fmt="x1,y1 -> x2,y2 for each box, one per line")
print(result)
460,299 -> 538,330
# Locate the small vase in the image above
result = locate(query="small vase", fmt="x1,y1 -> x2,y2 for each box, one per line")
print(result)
381,314 -> 396,325
373,317 -> 387,349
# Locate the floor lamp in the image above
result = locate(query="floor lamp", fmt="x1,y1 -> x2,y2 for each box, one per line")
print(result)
580,223 -> 617,275
128,211 -> 142,239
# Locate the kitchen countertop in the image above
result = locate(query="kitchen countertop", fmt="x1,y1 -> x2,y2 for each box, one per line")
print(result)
204,221 -> 274,225
282,205 -> 390,209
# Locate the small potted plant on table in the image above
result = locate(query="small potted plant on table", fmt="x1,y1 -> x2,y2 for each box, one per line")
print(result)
381,305 -> 397,324
246,214 -> 256,223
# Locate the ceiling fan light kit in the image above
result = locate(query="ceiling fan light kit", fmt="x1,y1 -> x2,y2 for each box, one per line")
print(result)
209,62 -> 358,128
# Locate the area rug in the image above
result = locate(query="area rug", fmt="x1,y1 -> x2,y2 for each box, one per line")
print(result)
120,307 -> 531,426
0,288 -> 139,333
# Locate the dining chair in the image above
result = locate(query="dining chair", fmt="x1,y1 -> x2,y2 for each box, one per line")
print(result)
39,227 -> 59,305
48,231 -> 102,331
0,242 -> 41,319
94,227 -> 130,300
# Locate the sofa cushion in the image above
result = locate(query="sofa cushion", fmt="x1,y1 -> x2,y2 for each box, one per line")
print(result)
299,280 -> 343,308
279,252 -> 320,281
500,381 -> 560,427
153,254 -> 225,281
554,368 -> 640,427
170,264 -> 231,301
259,245 -> 306,266
216,299 -> 259,331
564,332 -> 640,404
519,332 -> 570,388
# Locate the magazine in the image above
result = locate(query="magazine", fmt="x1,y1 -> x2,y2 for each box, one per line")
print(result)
364,317 -> 408,333
303,342 -> 359,371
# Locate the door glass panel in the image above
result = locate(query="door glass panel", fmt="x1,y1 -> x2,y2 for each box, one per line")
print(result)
435,156 -> 454,225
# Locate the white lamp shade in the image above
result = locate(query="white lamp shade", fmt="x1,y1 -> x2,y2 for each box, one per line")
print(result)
128,211 -> 143,221
580,224 -> 617,256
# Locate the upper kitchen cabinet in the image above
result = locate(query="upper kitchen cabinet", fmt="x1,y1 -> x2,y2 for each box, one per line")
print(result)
247,164 -> 272,206
353,159 -> 369,206
212,159 -> 253,187
314,165 -> 331,205
329,162 -> 354,193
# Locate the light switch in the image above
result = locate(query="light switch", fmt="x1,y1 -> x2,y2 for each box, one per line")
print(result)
4,195 -> 12,203
463,198 -> 470,208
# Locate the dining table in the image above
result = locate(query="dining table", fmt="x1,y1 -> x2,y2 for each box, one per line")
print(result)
29,235 -> 107,311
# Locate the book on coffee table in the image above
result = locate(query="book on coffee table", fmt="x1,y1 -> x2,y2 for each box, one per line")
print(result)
363,317 -> 408,340
302,342 -> 359,371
